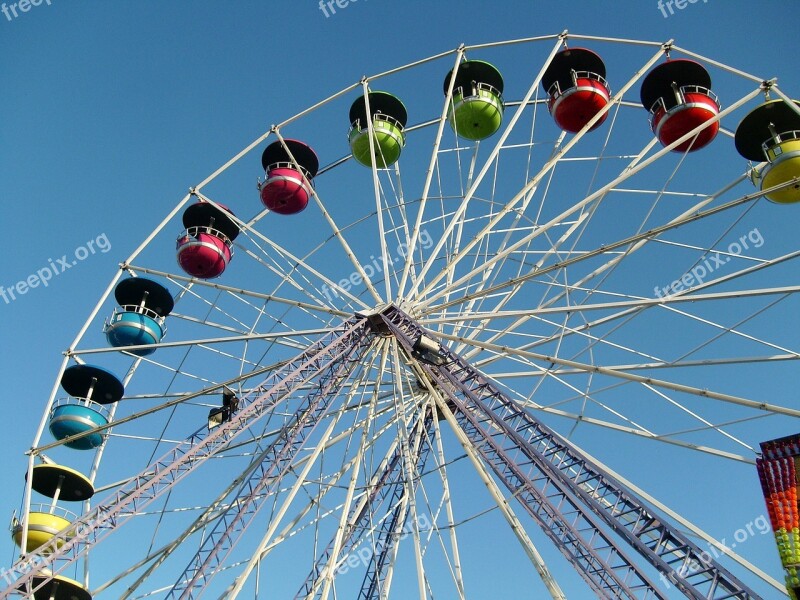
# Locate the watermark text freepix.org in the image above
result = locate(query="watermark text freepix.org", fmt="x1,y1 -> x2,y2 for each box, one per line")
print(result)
321,229 -> 433,302
318,0 -> 365,18
654,227 -> 763,299
0,233 -> 111,305
2,507 -> 114,586
659,514 -> 770,589
657,0 -> 708,18
335,514 -> 432,575
1,0 -> 52,22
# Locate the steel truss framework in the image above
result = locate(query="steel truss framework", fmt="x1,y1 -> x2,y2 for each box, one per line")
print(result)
2,307 -> 763,599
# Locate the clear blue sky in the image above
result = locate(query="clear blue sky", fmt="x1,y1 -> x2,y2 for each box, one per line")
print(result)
1,1 -> 799,598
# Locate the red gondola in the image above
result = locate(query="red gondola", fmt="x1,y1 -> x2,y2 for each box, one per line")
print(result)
640,59 -> 720,152
542,48 -> 611,133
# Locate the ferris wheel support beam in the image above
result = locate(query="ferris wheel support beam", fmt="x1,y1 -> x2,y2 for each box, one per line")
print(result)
0,318 -> 373,600
420,380 -> 666,595
225,405 -> 403,600
380,306 -> 763,600
355,409 -> 436,600
387,333 -> 661,599
513,403 -> 758,464
295,377 -> 432,598
425,386 -> 567,600
167,330 -> 374,598
577,446 -> 785,594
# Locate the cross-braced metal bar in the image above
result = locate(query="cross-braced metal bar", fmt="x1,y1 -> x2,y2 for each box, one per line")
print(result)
167,329 -> 374,598
293,409 -> 435,600
378,305 -> 762,600
2,306 -> 766,600
2,318 -> 373,600
357,411 -> 435,600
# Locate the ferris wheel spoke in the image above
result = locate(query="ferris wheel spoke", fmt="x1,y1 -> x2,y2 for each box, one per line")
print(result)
406,36 -> 569,301
397,48 -> 466,298
464,256 -> 800,375
224,391 -> 406,599
292,377 -> 429,599
194,190 -> 373,311
424,407 -> 467,599
311,342 -> 391,600
424,284 -> 800,328
430,390 -> 568,599
489,352 -> 800,377
126,264 -> 350,320
419,117 -> 761,319
517,401 -> 762,463
413,45 -> 671,305
438,205 -> 794,375
437,127 -> 564,339
505,298 -> 793,380
442,212 -> 589,354
437,332 -> 800,418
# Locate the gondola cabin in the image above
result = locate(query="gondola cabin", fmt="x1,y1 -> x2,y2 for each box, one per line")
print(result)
12,464 -> 94,552
20,575 -> 92,600
735,99 -> 800,204
104,278 -> 173,356
443,60 -> 504,140
176,202 -> 239,278
640,59 -> 720,152
48,364 -> 123,450
348,91 -> 407,168
542,47 -> 610,133
258,139 -> 320,214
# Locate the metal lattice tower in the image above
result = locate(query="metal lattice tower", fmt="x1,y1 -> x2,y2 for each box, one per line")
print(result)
1,307 -> 765,599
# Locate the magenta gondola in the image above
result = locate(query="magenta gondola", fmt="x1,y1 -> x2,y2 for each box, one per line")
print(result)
176,202 -> 239,278
258,139 -> 319,215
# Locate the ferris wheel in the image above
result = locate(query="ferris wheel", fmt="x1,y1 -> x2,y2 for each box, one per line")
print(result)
4,31 -> 800,599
